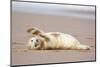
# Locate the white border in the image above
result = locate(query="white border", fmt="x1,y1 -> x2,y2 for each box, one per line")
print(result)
0,0 -> 10,67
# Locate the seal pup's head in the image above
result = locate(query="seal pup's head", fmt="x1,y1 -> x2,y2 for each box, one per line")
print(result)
27,35 -> 43,50
27,27 -> 50,50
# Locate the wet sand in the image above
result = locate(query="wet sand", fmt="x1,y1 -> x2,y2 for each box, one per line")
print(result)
11,12 -> 96,66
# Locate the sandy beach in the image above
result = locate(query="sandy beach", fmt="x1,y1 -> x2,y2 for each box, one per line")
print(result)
11,12 -> 95,66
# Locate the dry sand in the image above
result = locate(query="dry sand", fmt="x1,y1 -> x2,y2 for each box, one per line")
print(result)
11,12 -> 96,66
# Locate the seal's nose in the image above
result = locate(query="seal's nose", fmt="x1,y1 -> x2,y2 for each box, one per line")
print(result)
34,44 -> 38,47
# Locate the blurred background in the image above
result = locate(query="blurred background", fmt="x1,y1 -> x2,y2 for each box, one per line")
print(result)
12,1 -> 95,43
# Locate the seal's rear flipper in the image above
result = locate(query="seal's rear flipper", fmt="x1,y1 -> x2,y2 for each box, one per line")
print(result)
77,44 -> 90,50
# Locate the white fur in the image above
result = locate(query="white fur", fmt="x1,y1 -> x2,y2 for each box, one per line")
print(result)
27,31 -> 90,50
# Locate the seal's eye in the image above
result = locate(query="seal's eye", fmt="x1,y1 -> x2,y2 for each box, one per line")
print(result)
31,40 -> 33,42
36,39 -> 39,42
